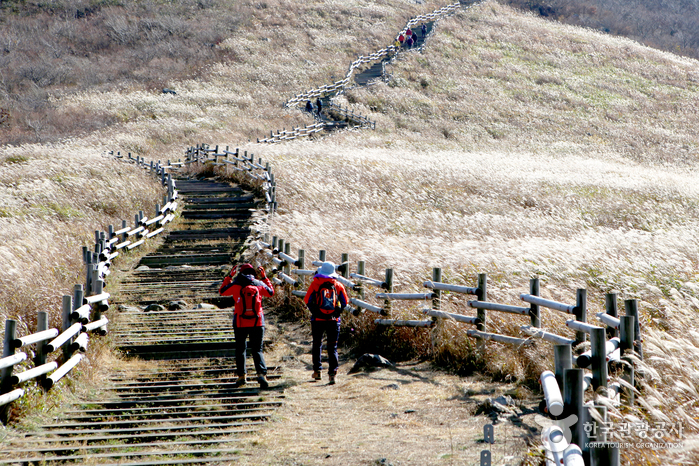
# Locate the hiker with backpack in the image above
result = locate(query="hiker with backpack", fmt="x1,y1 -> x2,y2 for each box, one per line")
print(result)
219,263 -> 275,388
304,261 -> 349,385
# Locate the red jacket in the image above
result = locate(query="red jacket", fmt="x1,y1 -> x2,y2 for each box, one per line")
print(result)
304,276 -> 349,321
220,273 -> 274,327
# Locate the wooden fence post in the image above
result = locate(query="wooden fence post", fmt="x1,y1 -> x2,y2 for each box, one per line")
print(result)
1,319 -> 17,393
94,280 -> 105,321
121,220 -> 128,242
297,250 -> 305,288
319,250 -> 326,262
62,295 -> 74,361
357,261 -> 366,300
619,316 -> 634,356
85,253 -> 93,293
624,299 -> 642,360
384,268 -> 394,316
564,368 -> 585,449
554,344 -> 572,397
340,253 -> 349,279
530,278 -> 540,327
284,243 -> 291,276
432,268 -> 441,310
589,405 -> 608,464
574,289 -> 587,343
590,327 -> 607,391
0,319 -> 17,423
35,311 -> 49,367
605,293 -> 618,338
277,238 -> 285,261
477,273 -> 487,332
619,315 -> 635,406
73,284 -> 83,321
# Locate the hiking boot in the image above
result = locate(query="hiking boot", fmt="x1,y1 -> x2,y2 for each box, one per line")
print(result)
328,373 -> 336,385
257,375 -> 269,389
234,375 -> 247,387
312,371 -> 321,381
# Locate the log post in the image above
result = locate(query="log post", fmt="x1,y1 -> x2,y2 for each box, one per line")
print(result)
564,368 -> 585,449
121,220 -> 128,242
383,268 -> 394,316
477,273 -> 487,332
357,261 -> 366,300
277,238 -> 285,261
283,242 -> 291,276
1,319 -> 17,393
85,253 -> 93,293
590,327 -> 608,391
530,278 -> 540,327
297,250 -> 306,288
35,311 -> 49,367
574,289 -> 587,343
0,318 -> 17,423
554,344 -> 572,396
73,284 -> 84,319
340,253 -> 349,279
62,295 -> 74,361
605,293 -> 618,338
319,250 -> 326,262
624,299 -> 642,360
94,280 -> 105,321
619,315 -> 635,406
432,268 -> 441,310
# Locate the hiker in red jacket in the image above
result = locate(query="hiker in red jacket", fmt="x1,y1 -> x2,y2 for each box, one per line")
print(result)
219,263 -> 274,388
304,261 -> 349,385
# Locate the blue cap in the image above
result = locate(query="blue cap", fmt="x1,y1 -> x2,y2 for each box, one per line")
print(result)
318,261 -> 337,277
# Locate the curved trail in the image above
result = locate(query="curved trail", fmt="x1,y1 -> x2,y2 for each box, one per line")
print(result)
0,2 -> 535,465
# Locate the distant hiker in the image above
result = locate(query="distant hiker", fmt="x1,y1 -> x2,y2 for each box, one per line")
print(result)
304,261 -> 349,385
406,28 -> 413,38
421,23 -> 427,38
316,97 -> 323,116
398,34 -> 405,46
305,100 -> 313,113
406,36 -> 414,48
394,39 -> 401,50
219,263 -> 274,389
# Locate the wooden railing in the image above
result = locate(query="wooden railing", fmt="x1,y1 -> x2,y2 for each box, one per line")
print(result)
284,1 -> 474,108
183,145 -> 276,213
254,238 -> 637,464
257,123 -> 325,144
0,151 -> 181,419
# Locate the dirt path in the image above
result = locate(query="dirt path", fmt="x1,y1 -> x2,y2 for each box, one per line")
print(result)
234,320 -> 541,466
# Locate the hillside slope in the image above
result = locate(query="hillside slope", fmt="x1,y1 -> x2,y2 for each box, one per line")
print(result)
2,0 -> 699,463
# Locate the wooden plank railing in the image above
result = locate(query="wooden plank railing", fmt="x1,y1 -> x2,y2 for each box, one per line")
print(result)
251,234 -> 640,466
0,150 -> 182,418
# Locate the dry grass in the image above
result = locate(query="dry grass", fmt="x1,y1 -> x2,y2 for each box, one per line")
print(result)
232,321 -> 539,466
2,0 -> 699,463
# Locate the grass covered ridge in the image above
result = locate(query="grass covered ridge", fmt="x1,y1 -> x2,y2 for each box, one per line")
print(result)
2,0 -> 699,463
